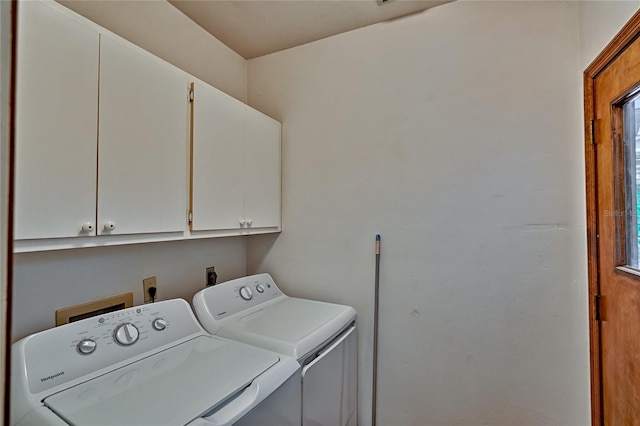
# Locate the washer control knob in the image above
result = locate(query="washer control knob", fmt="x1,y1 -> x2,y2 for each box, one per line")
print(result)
256,284 -> 265,293
114,323 -> 139,346
77,339 -> 97,355
152,318 -> 168,331
239,286 -> 253,301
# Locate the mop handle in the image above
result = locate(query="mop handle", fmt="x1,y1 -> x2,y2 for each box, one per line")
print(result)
373,234 -> 381,426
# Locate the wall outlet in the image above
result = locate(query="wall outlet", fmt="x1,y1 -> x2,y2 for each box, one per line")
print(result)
143,276 -> 157,303
206,266 -> 217,287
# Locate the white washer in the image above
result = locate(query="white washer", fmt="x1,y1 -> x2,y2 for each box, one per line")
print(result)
193,273 -> 358,426
11,299 -> 300,426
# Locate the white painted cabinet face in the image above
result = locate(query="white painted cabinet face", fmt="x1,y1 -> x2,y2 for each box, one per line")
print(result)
191,84 -> 281,232
97,36 -> 188,236
15,3 -> 188,241
191,82 -> 245,231
244,106 -> 281,229
14,0 -> 276,249
14,1 -> 99,239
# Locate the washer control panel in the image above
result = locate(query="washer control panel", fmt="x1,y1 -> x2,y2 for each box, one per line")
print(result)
194,273 -> 284,321
20,299 -> 202,394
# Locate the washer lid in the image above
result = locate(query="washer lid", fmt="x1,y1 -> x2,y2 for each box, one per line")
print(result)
43,336 -> 280,426
217,298 -> 356,360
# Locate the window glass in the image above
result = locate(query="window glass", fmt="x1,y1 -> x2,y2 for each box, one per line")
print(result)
623,95 -> 640,268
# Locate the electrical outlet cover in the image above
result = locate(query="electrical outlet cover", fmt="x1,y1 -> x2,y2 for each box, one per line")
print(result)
206,267 -> 216,287
143,277 -> 157,303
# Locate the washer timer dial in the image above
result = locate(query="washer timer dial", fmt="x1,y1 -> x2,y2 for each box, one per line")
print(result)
114,323 -> 139,346
239,286 -> 253,301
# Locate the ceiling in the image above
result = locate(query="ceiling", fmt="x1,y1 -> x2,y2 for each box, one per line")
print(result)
169,0 -> 453,59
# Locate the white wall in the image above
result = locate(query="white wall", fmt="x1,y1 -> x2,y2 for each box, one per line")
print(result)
579,0 -> 640,70
12,1 -> 249,341
13,238 -> 246,340
247,1 -> 590,424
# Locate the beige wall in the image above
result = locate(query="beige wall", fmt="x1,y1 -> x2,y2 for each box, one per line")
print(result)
13,239 -> 247,340
12,1 -> 249,341
247,1 -> 590,424
579,1 -> 640,70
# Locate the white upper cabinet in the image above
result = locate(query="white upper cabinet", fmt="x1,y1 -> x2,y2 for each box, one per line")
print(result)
191,84 -> 281,233
191,82 -> 245,231
14,1 -> 99,240
14,1 -> 280,251
244,106 -> 281,229
98,36 -> 188,236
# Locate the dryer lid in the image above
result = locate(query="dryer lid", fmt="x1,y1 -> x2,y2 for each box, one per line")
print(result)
217,298 -> 356,360
43,336 -> 280,426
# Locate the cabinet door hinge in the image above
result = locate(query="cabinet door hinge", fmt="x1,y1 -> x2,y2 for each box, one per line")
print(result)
187,211 -> 193,225
189,88 -> 194,103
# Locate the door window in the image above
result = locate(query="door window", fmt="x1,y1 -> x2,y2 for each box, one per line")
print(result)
622,94 -> 640,268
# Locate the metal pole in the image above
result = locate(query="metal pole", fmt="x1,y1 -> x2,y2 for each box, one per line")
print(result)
372,234 -> 381,426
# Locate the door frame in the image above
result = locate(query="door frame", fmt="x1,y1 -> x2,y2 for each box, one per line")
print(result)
0,0 -> 15,423
585,9 -> 640,426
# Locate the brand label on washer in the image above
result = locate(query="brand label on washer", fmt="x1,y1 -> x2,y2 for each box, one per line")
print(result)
40,371 -> 65,383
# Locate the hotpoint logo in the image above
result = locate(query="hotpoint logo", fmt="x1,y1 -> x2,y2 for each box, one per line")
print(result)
40,371 -> 64,383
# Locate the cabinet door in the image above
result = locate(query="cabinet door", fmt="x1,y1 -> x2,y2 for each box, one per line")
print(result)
244,106 -> 281,229
191,82 -> 245,231
15,1 -> 99,239
98,36 -> 188,236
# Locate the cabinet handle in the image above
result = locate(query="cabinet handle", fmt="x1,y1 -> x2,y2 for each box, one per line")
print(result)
103,221 -> 116,231
246,219 -> 253,227
81,222 -> 95,232
239,220 -> 246,227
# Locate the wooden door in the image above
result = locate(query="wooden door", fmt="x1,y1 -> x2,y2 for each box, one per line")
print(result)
244,105 -> 281,230
586,11 -> 640,425
98,35 -> 188,236
14,1 -> 99,239
190,81 -> 245,231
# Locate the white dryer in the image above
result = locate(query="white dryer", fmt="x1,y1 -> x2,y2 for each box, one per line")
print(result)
193,273 -> 358,426
11,299 -> 300,426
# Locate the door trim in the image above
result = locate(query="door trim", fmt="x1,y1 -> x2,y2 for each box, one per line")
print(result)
584,9 -> 640,426
0,0 -> 16,423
